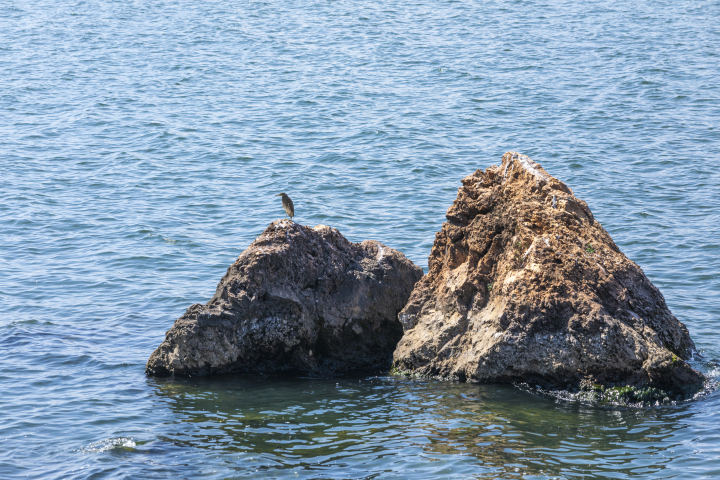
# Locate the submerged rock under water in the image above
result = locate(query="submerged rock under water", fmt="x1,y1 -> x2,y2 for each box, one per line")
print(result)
393,152 -> 706,400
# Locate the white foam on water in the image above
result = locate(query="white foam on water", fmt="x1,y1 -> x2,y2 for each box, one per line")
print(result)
81,437 -> 136,454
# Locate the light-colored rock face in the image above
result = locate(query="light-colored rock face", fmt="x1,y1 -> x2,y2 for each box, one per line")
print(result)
393,152 -> 705,399
147,220 -> 423,377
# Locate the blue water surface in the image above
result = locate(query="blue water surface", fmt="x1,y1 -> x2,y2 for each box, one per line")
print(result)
1,0 -> 719,478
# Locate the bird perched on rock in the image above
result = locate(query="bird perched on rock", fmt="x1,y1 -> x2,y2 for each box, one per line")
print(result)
275,193 -> 294,221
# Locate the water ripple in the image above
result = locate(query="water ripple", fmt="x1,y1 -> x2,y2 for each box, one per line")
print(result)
1,0 -> 719,478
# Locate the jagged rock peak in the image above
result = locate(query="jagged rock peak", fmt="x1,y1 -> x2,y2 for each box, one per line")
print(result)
393,152 -> 705,400
147,220 -> 423,377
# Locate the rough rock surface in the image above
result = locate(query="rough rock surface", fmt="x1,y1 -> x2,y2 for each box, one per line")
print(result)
147,220 -> 423,377
393,152 -> 705,399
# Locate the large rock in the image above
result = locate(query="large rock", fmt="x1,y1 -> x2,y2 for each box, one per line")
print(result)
147,221 -> 423,377
393,152 -> 705,400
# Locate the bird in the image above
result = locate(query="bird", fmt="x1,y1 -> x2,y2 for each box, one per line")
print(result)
275,193 -> 294,221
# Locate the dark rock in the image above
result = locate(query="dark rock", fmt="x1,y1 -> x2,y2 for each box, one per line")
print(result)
393,152 -> 706,399
146,220 -> 422,377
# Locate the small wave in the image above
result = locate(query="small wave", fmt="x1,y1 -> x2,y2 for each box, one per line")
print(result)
691,379 -> 719,402
518,382 -> 718,408
82,437 -> 136,454
3,319 -> 54,328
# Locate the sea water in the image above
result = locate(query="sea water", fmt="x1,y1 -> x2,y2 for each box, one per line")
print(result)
1,0 -> 719,478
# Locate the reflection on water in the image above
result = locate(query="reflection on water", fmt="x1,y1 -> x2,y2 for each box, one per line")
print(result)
149,374 -> 713,479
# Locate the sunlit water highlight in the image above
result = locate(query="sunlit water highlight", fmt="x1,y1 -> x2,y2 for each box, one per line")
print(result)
1,0 -> 719,478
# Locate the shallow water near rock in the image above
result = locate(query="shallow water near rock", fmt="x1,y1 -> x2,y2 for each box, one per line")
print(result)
2,0 -> 719,478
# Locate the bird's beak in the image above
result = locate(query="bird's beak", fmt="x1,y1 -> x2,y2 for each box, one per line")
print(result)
275,194 -> 281,196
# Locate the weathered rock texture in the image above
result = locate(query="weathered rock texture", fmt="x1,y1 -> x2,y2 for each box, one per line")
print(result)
147,221 -> 423,377
393,152 -> 705,399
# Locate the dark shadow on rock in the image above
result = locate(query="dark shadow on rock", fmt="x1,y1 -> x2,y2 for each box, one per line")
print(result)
147,220 -> 422,377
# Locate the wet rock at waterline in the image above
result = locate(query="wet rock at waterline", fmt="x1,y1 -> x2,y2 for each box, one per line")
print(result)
147,221 -> 423,377
393,152 -> 706,400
